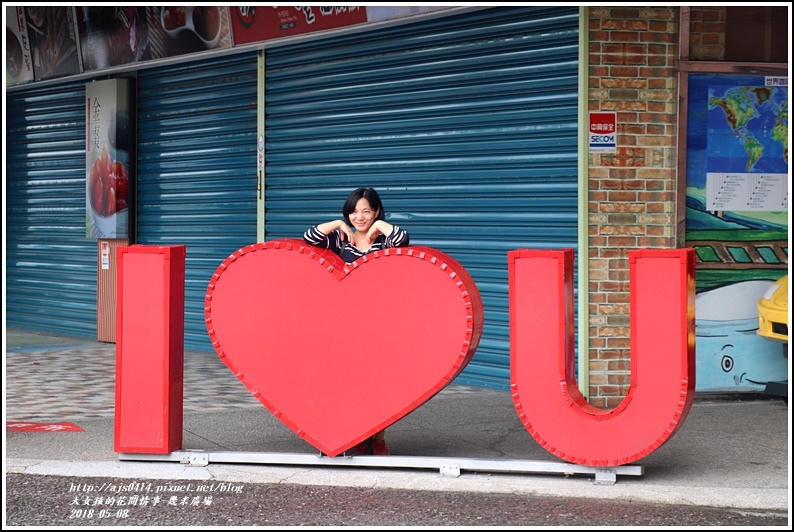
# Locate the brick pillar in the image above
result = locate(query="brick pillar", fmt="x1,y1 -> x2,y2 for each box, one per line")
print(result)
688,7 -> 726,60
587,7 -> 680,407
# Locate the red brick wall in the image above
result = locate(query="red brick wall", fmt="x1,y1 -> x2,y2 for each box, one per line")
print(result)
585,7 -> 751,406
587,7 -> 679,407
688,7 -> 726,60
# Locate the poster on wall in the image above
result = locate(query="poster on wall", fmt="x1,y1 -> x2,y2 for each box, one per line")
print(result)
229,6 -> 367,44
86,79 -> 132,239
685,73 -> 789,394
76,6 -> 231,71
23,6 -> 81,81
76,7 -> 151,70
6,6 -> 35,85
687,74 -> 788,222
702,76 -> 788,212
151,6 -> 232,58
13,5 -> 447,84
229,6 -> 449,45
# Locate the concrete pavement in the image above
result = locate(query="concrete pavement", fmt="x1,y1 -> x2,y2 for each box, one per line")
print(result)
4,328 -> 791,513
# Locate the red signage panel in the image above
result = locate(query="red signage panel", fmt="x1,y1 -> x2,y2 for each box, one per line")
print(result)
86,79 -> 132,239
588,111 -> 617,153
230,6 -> 367,44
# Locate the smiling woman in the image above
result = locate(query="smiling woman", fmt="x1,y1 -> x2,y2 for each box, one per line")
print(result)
303,187 -> 409,265
302,186 -> 411,455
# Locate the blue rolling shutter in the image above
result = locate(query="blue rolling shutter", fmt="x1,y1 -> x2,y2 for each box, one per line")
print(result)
263,6 -> 580,389
136,53 -> 258,351
6,81 -> 99,338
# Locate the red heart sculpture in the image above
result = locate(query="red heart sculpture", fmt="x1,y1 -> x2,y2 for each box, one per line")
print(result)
205,239 -> 483,457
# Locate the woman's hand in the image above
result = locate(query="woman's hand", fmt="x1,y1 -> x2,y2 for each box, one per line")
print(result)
366,220 -> 394,243
339,222 -> 354,243
317,220 -> 353,242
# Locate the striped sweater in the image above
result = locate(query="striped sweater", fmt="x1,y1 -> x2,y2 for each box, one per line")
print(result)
303,225 -> 410,263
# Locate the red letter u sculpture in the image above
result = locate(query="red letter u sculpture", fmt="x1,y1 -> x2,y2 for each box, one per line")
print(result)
508,248 -> 696,466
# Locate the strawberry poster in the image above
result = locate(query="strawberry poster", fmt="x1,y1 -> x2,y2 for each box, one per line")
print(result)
86,79 -> 132,239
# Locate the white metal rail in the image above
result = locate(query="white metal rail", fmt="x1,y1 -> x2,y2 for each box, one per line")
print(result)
118,450 -> 644,485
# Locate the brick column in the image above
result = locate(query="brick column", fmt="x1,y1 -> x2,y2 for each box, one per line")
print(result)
688,7 -> 726,61
587,7 -> 679,407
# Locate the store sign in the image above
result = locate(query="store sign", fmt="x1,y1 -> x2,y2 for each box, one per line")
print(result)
230,6 -> 367,43
86,79 -> 132,239
229,6 -> 449,44
589,111 -> 617,153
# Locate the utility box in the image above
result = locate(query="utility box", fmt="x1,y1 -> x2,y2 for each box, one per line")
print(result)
114,244 -> 186,453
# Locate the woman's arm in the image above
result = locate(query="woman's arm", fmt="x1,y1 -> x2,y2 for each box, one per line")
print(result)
314,220 -> 353,242
304,220 -> 353,254
367,220 -> 409,248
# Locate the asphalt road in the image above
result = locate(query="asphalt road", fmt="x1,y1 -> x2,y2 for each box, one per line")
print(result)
5,474 -> 789,527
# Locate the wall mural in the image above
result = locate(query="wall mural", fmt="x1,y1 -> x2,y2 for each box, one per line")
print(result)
686,73 -> 789,393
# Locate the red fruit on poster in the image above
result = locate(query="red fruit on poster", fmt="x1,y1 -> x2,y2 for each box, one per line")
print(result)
111,161 -> 129,210
90,149 -> 129,217
91,171 -> 104,214
100,147 -> 112,179
105,186 -> 116,216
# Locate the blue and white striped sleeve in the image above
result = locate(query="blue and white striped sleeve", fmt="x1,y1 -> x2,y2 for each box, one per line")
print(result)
385,226 -> 410,248
303,225 -> 343,255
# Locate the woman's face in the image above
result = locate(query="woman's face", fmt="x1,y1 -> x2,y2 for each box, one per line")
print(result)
349,197 -> 378,233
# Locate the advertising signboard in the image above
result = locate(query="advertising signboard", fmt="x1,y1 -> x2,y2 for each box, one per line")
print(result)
6,6 -> 35,85
8,6 -> 450,87
229,6 -> 367,44
86,79 -> 132,239
75,6 -> 232,71
22,6 -> 81,80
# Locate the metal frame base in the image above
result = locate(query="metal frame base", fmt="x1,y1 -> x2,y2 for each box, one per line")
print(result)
118,450 -> 644,485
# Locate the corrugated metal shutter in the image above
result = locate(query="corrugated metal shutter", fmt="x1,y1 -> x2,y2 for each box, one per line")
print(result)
263,6 -> 580,389
136,52 -> 258,351
6,81 -> 100,338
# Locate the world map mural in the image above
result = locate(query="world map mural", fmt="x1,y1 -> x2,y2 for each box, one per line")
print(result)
686,74 -> 788,393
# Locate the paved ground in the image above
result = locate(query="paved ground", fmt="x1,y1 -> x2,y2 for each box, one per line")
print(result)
4,328 -> 791,521
6,473 -> 789,527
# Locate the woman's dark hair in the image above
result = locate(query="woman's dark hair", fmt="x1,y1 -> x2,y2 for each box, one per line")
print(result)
342,187 -> 385,223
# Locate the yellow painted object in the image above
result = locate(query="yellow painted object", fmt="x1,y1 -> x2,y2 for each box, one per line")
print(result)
757,275 -> 789,343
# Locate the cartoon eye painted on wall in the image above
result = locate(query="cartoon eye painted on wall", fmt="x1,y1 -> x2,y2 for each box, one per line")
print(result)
721,355 -> 734,372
